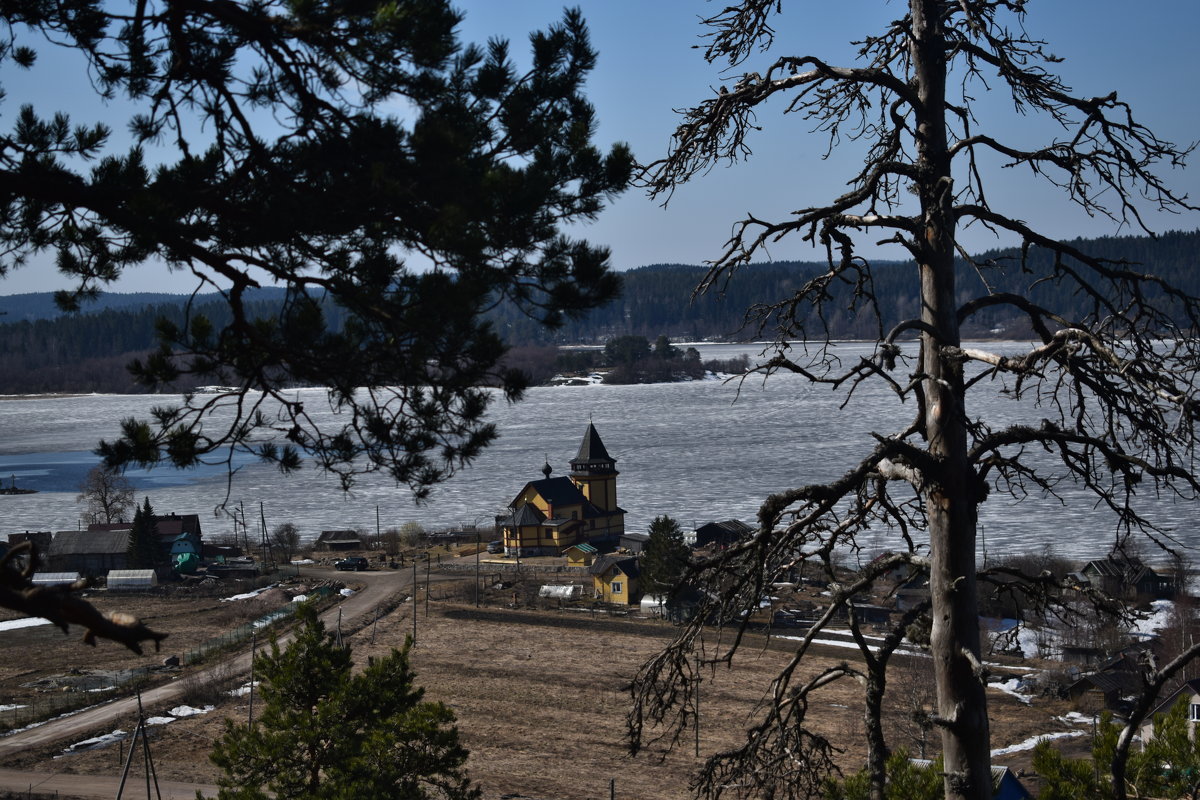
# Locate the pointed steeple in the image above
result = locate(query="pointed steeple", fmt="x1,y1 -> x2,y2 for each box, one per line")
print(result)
569,422 -> 620,515
572,422 -> 614,469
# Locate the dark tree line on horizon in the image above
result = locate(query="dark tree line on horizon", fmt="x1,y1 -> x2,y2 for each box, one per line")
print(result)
2,229 -> 1197,395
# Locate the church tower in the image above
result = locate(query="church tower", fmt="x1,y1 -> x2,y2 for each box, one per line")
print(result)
569,422 -> 619,513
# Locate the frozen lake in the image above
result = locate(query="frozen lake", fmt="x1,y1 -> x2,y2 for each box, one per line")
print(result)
1,342 -> 1195,562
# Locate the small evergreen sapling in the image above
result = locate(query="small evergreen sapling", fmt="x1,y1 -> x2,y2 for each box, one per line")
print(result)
125,498 -> 161,570
209,603 -> 479,799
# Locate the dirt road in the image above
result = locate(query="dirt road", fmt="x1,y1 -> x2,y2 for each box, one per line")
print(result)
0,566 -> 410,762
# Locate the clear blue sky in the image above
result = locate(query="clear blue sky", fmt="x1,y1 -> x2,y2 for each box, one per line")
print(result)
1,0 -> 1197,295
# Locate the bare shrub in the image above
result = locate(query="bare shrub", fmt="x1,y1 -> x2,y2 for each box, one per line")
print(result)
177,657 -> 242,707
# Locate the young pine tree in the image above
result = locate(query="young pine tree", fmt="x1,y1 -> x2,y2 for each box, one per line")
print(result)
641,515 -> 691,597
210,603 -> 478,800
125,497 -> 161,570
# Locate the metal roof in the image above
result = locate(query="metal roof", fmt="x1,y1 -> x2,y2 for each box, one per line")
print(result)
590,555 -> 641,578
571,423 -> 616,471
48,530 -> 129,556
501,504 -> 545,527
528,476 -> 588,506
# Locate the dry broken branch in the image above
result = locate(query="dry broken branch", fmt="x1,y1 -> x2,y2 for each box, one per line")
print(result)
0,541 -> 168,655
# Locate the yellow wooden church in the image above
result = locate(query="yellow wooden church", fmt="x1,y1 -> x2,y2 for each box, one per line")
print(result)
497,423 -> 626,557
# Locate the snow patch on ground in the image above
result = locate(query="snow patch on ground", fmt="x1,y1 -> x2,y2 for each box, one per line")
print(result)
0,617 -> 52,632
993,678 -> 1033,705
168,704 -> 212,717
291,594 -> 308,602
991,730 -> 1085,756
222,584 -> 276,602
0,704 -> 26,712
60,706 -> 214,753
1133,599 -> 1175,637
60,729 -> 127,754
1057,712 -> 1095,726
253,609 -> 292,628
4,702 -> 107,737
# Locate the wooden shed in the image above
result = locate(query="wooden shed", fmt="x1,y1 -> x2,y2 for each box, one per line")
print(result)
314,530 -> 362,552
46,530 -> 129,577
564,542 -> 598,567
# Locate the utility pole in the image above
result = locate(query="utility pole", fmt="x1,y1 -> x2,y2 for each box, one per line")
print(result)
239,500 -> 248,552
259,501 -> 270,567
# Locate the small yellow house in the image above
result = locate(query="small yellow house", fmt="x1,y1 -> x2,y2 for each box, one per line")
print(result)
590,555 -> 641,604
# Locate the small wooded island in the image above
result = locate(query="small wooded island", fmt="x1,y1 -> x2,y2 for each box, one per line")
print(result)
518,334 -> 753,387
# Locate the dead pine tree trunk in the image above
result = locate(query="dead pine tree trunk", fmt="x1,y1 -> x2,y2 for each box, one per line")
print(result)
911,2 -> 991,797
862,644 -> 889,800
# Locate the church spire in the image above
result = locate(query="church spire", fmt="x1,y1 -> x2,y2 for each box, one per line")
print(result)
569,422 -> 619,514
572,422 -> 614,469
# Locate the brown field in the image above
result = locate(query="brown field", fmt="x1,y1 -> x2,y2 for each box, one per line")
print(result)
0,572 -> 1089,799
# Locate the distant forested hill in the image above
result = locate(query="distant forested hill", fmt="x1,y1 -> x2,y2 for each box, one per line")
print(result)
511,229 -> 1200,343
1,230 -> 1196,393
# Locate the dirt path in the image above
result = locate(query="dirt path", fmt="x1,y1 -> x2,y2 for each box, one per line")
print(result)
0,567 -> 409,762
0,766 -> 218,799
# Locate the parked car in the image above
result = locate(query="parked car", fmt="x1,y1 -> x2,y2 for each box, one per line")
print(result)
486,540 -> 503,554
335,556 -> 369,571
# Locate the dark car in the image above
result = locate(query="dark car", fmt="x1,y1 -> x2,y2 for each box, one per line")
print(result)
335,556 -> 369,571
486,540 -> 503,554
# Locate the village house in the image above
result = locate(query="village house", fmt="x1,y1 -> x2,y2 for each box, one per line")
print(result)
88,512 -> 203,563
45,530 -> 130,577
1139,678 -> 1200,744
1076,557 -> 1174,599
314,530 -> 362,552
498,423 -> 625,558
619,532 -> 649,554
1063,649 -> 1146,713
910,761 -> 1032,799
589,554 -> 641,604
692,519 -> 753,549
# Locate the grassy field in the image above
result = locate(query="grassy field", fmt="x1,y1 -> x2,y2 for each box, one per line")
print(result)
0,573 -> 1089,799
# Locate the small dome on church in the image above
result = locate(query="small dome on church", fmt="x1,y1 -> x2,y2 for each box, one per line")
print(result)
542,459 -> 552,478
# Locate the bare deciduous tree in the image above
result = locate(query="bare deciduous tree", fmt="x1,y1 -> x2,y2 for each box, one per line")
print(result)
76,466 -> 135,525
270,522 -> 301,564
628,3 -> 1199,799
